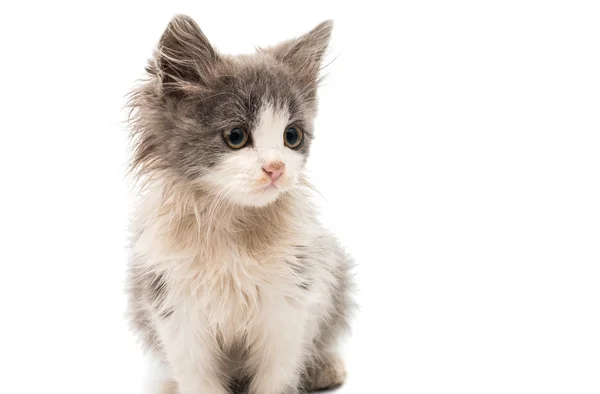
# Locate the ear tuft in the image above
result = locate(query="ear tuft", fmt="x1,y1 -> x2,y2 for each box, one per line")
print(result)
271,20 -> 334,87
156,14 -> 220,94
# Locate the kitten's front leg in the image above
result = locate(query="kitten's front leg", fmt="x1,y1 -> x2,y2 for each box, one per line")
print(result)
247,302 -> 308,394
155,312 -> 227,394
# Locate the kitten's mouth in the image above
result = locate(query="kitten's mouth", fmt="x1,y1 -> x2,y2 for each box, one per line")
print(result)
260,182 -> 278,190
257,177 -> 280,191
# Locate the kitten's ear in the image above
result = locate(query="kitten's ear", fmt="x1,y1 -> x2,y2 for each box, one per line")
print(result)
270,20 -> 333,86
156,15 -> 220,94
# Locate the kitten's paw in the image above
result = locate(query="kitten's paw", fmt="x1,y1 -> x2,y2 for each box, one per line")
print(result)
307,356 -> 347,392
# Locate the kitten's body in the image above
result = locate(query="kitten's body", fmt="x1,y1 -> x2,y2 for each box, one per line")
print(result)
127,15 -> 354,394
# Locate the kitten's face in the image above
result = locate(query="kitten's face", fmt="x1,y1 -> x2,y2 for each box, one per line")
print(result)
200,100 -> 309,207
131,16 -> 332,207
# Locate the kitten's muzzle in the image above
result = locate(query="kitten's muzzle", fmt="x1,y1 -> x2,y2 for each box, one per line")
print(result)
262,161 -> 285,182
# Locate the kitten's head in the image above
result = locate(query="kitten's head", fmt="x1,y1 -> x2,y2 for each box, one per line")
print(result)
129,15 -> 332,207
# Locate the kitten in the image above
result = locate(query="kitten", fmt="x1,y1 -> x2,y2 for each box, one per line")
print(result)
126,15 -> 355,394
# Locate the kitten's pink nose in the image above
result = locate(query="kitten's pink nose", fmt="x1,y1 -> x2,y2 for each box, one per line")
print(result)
262,161 -> 285,182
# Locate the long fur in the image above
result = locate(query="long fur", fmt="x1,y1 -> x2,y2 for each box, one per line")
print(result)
126,15 -> 355,394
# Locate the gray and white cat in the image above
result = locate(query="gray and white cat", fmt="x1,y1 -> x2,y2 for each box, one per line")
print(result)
127,15 -> 355,394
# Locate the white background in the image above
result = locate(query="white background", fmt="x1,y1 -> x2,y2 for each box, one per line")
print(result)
1,1 -> 599,393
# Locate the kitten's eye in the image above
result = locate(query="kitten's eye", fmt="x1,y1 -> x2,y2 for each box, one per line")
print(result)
223,127 -> 249,149
284,125 -> 303,149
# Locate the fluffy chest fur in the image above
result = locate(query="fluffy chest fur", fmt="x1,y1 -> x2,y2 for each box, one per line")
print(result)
173,240 -> 309,344
130,184 -> 319,349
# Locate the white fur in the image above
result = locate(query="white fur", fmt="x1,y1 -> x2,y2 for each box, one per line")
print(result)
201,104 -> 305,207
132,186 -> 343,394
130,104 -> 348,394
141,357 -> 173,394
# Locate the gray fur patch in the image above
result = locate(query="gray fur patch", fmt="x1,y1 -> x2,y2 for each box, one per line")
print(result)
127,15 -> 328,183
289,254 -> 313,291
148,273 -> 168,305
